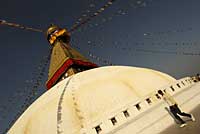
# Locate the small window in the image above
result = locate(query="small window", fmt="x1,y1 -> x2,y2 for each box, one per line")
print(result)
146,98 -> 152,105
95,125 -> 102,134
177,84 -> 181,88
155,94 -> 161,99
170,86 -> 175,91
135,103 -> 141,111
110,117 -> 117,125
123,110 -> 130,118
181,81 -> 185,85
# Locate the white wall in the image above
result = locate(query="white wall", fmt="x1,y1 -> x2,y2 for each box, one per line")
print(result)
82,77 -> 197,134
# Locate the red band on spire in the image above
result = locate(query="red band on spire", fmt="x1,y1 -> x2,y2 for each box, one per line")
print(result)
46,59 -> 97,89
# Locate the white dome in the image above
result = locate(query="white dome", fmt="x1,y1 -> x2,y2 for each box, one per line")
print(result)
8,66 -> 176,134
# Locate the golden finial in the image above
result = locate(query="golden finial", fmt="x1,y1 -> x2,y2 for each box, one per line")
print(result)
46,24 -> 71,46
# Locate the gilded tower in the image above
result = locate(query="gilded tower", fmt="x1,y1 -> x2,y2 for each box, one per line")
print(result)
46,25 -> 97,89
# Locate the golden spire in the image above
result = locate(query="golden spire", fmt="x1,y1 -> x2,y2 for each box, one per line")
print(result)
46,25 -> 97,89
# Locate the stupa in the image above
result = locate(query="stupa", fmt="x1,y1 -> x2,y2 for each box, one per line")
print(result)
8,25 -> 199,134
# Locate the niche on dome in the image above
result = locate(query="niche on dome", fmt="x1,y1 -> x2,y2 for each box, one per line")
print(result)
94,125 -> 102,134
146,98 -> 152,105
176,83 -> 181,88
123,110 -> 130,118
181,81 -> 185,85
170,86 -> 175,91
110,117 -> 117,125
155,94 -> 161,99
135,103 -> 141,111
